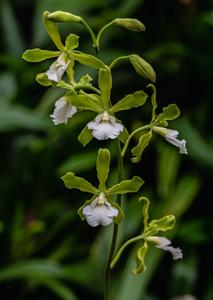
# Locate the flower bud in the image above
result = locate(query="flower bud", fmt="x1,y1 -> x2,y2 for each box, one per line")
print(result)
47,11 -> 81,23
130,54 -> 156,83
114,18 -> 145,32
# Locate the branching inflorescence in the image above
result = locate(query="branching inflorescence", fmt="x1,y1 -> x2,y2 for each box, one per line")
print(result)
22,10 -> 187,300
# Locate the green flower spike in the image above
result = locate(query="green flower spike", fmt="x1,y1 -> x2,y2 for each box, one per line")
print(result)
111,197 -> 182,274
61,148 -> 144,227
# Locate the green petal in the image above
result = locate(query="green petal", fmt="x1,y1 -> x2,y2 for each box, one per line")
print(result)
22,49 -> 60,62
67,94 -> 102,113
96,148 -> 110,190
71,52 -> 105,69
132,242 -> 148,275
138,196 -> 150,229
36,73 -> 52,87
61,172 -> 98,194
78,125 -> 93,147
98,67 -> 112,109
43,11 -> 64,51
109,90 -> 148,113
154,104 -> 180,126
106,176 -> 144,195
65,34 -> 79,51
131,131 -> 152,163
146,215 -> 176,236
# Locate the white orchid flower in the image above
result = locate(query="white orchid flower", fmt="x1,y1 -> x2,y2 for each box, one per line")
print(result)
46,53 -> 70,82
153,126 -> 187,154
83,192 -> 118,227
50,97 -> 77,125
146,236 -> 183,260
87,111 -> 123,140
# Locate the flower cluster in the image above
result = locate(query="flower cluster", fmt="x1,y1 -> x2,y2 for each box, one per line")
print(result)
22,10 -> 187,279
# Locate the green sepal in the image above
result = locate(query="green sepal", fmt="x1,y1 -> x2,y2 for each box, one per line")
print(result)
106,176 -> 144,195
146,215 -> 176,236
118,126 -> 129,144
79,74 -> 93,85
61,172 -> 98,194
139,196 -> 150,229
129,54 -> 156,83
131,131 -> 152,163
65,34 -> 79,51
78,125 -> 93,147
67,94 -> 102,113
98,67 -> 112,109
96,148 -> 110,190
132,242 -> 148,274
72,52 -> 105,69
36,73 -> 52,86
77,197 -> 94,220
110,201 -> 124,224
57,80 -> 75,91
154,104 -> 180,126
43,11 -> 64,51
147,84 -> 157,121
47,11 -> 81,23
22,49 -> 60,62
109,90 -> 148,113
113,18 -> 145,32
66,60 -> 75,84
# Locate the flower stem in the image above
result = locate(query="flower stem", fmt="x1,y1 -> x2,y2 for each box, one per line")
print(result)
104,140 -> 123,300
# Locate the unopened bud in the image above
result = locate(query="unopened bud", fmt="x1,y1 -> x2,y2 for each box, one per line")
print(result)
47,11 -> 81,23
130,54 -> 156,82
114,18 -> 145,32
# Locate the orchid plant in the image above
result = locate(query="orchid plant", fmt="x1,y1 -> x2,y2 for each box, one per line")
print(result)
22,10 -> 187,300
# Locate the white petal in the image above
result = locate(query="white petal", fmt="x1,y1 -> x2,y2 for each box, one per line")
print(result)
50,97 -> 77,125
83,204 -> 118,227
87,117 -> 123,140
46,54 -> 69,82
165,136 -> 188,154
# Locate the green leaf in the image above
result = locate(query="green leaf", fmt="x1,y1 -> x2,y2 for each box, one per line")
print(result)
37,278 -> 77,300
129,54 -> 156,83
110,90 -> 148,113
113,18 -> 145,32
65,34 -> 79,51
96,148 -> 110,190
61,172 -> 98,194
147,83 -> 157,121
72,52 -> 105,69
131,131 -> 152,163
132,242 -> 148,274
47,11 -> 81,23
146,215 -> 176,236
78,125 -> 93,147
106,176 -> 144,195
36,73 -> 52,87
22,49 -> 60,62
154,104 -> 180,126
139,197 -> 150,229
43,11 -> 64,51
67,94 -> 102,113
98,67 -> 112,108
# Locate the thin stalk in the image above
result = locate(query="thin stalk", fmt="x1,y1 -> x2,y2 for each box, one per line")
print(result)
104,140 -> 124,300
80,19 -> 98,51
109,56 -> 129,69
96,21 -> 114,49
121,125 -> 151,158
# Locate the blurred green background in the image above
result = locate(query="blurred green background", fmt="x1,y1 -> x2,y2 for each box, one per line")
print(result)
0,0 -> 212,299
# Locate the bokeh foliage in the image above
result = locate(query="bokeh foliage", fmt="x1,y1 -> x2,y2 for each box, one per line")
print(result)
0,0 -> 212,299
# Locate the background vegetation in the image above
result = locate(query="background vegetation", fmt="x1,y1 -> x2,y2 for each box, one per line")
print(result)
0,0 -> 212,299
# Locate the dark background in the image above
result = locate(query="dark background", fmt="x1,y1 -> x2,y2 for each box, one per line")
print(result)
0,0 -> 212,299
